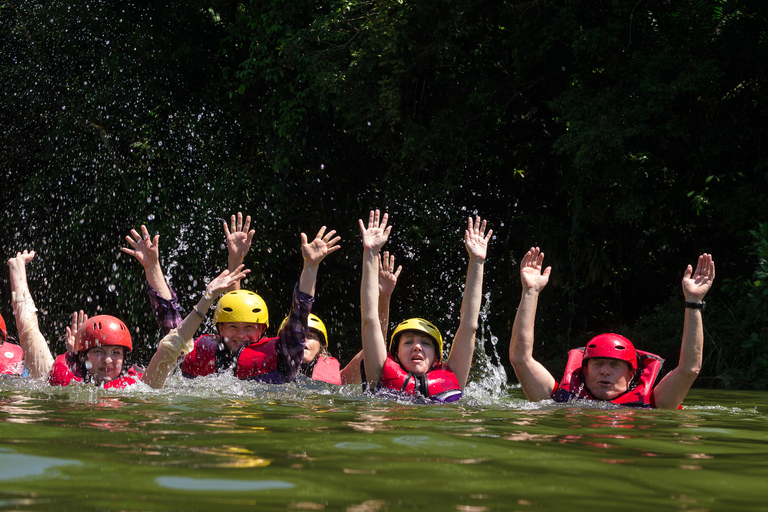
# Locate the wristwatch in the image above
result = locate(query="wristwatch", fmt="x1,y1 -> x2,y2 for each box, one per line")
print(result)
685,301 -> 706,311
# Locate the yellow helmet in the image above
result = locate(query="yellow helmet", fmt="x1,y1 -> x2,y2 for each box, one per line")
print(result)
213,290 -> 269,326
278,313 -> 328,346
389,318 -> 443,362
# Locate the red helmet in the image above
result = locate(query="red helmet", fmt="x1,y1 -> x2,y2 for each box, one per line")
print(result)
0,313 -> 6,343
75,315 -> 132,353
583,333 -> 638,372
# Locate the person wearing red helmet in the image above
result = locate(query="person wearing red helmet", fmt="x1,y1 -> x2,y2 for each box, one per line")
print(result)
8,249 -> 247,388
0,313 -> 27,376
357,210 -> 492,402
508,247 -> 715,409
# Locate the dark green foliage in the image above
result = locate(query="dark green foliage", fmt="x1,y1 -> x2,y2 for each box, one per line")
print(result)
2,0 -> 768,387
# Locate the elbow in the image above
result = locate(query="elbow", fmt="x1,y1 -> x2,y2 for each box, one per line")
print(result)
509,350 -> 526,369
681,365 -> 701,382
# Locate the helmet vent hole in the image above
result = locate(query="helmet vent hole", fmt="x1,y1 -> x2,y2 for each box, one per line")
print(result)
223,307 -> 233,312
252,308 -> 261,313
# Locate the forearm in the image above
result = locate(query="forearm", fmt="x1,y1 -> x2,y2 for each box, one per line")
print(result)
228,254 -> 243,291
509,289 -> 540,363
455,259 -> 485,336
11,287 -> 54,378
147,280 -> 183,334
145,263 -> 172,300
298,262 -> 319,297
678,309 -> 704,376
377,293 -> 392,340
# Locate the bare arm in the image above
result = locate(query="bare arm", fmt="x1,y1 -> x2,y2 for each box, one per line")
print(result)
8,251 -> 54,378
142,265 -> 250,388
446,216 -> 492,389
652,253 -> 715,409
508,247 -> 557,401
121,225 -> 172,300
360,210 -> 391,387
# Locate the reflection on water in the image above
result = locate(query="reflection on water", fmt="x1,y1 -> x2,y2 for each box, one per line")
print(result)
0,449 -> 82,480
1,376 -> 767,511
156,476 -> 293,491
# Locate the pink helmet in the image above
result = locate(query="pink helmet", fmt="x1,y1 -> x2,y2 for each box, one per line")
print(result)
583,333 -> 638,372
75,315 -> 132,353
0,313 -> 6,342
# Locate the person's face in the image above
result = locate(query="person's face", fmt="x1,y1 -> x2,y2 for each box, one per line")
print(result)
583,358 -> 634,400
85,345 -> 125,383
218,322 -> 265,352
396,331 -> 437,376
302,329 -> 324,364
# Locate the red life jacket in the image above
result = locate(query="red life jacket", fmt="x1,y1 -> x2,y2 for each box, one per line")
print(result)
379,353 -> 462,403
552,348 -> 663,408
180,335 -> 221,377
180,335 -> 289,383
48,353 -> 143,389
310,355 -> 341,385
235,337 -> 280,380
0,342 -> 25,376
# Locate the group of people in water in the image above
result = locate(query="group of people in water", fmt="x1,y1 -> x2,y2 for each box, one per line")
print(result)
0,210 -> 715,409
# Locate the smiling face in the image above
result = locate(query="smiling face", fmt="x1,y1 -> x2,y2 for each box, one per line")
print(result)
218,322 -> 265,353
85,345 -> 125,384
395,331 -> 437,376
583,357 -> 635,400
302,329 -> 325,364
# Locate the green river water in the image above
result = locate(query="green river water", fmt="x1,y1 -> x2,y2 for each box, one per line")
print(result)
1,374 -> 766,511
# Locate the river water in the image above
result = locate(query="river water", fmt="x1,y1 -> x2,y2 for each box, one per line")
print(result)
1,375 -> 766,511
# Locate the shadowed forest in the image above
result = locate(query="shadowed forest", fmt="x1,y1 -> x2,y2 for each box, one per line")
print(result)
2,0 -> 767,388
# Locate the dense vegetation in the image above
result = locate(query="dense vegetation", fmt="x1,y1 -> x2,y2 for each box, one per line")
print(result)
2,0 -> 767,388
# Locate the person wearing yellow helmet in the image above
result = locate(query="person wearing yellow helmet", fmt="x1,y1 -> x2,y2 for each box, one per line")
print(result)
508,247 -> 715,409
8,248 -> 246,388
358,210 -> 492,402
127,213 -> 340,383
277,313 -> 340,384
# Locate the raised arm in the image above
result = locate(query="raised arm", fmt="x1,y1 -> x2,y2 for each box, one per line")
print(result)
298,226 -> 341,297
377,251 -> 402,341
508,247 -> 557,401
122,225 -> 172,300
142,265 -> 250,388
359,210 -> 391,387
224,212 -> 255,290
652,253 -> 715,409
8,250 -> 54,378
445,216 -> 493,389
64,310 -> 88,353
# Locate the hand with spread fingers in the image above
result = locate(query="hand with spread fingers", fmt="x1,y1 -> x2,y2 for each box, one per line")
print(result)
379,251 -> 402,298
224,212 -> 255,270
64,310 -> 88,353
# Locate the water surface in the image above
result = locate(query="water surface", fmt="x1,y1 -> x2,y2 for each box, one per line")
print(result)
1,376 -> 766,511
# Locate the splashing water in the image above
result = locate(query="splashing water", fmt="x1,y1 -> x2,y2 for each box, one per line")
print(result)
464,292 -> 510,403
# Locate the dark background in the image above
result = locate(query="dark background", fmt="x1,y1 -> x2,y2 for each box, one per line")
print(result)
2,0 -> 767,388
